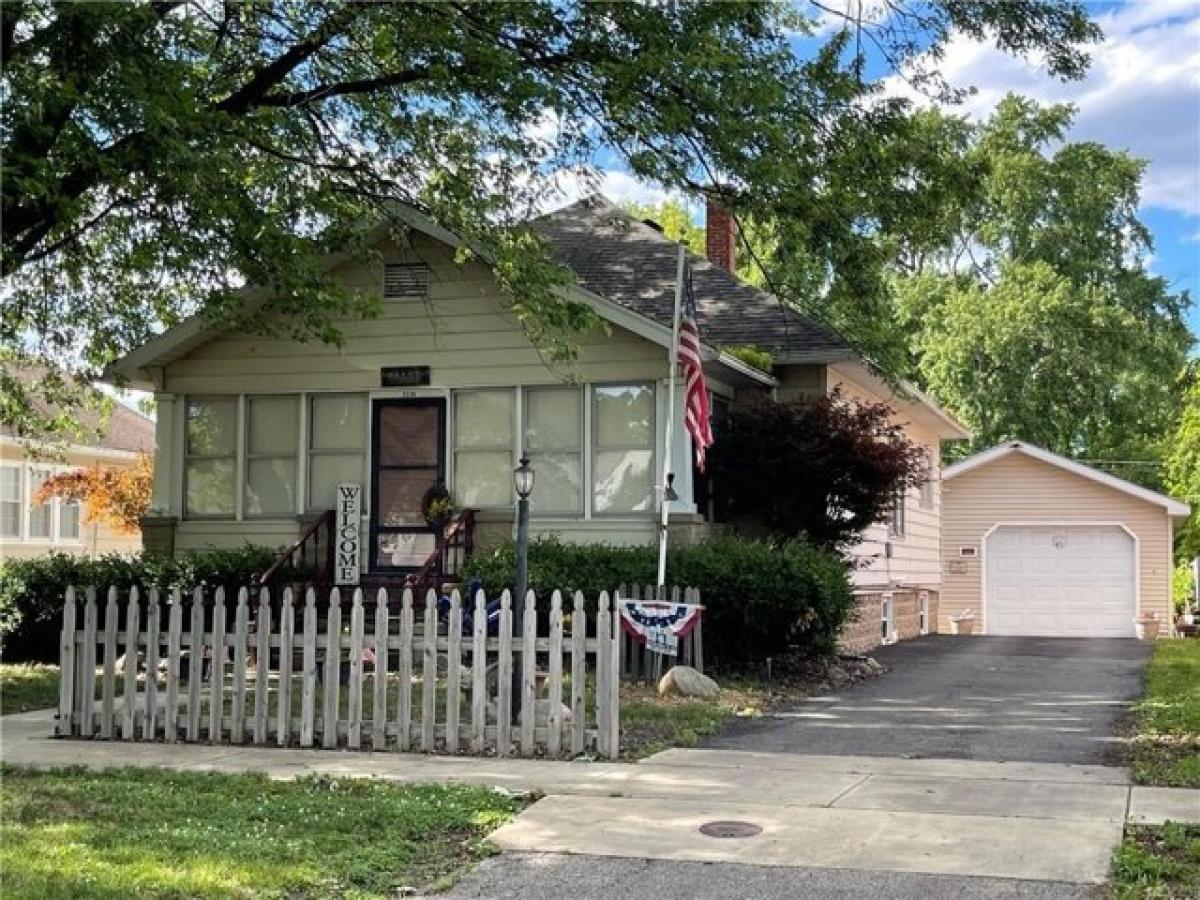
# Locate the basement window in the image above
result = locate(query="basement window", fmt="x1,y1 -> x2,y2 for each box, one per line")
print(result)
384,263 -> 430,300
881,594 -> 894,643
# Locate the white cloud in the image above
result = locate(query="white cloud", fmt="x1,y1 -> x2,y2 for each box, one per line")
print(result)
885,1 -> 1200,216
535,167 -> 690,213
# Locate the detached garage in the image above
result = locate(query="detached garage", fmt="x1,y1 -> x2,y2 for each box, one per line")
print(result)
941,441 -> 1191,638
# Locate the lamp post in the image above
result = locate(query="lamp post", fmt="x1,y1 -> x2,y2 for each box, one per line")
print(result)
512,455 -> 535,719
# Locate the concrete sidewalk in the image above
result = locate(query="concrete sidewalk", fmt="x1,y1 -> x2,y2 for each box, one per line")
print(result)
3,710 -> 1197,887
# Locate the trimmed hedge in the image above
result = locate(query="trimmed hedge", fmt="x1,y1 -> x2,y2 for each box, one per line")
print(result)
462,535 -> 854,664
0,547 -> 279,663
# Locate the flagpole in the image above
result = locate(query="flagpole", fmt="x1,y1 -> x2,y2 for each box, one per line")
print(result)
657,243 -> 686,588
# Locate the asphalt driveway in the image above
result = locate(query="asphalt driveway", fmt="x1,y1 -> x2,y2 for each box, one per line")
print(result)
705,635 -> 1151,765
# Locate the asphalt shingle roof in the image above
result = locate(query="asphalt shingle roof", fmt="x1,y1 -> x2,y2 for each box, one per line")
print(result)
537,194 -> 850,357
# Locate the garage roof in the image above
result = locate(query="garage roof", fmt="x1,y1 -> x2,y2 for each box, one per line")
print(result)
943,440 -> 1192,518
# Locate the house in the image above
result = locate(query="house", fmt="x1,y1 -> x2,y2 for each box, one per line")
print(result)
105,194 -> 967,647
1,368 -> 155,559
941,440 -> 1191,637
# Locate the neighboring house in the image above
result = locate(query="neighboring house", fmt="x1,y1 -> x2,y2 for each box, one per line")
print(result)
0,380 -> 155,560
105,194 -> 966,648
941,441 -> 1191,637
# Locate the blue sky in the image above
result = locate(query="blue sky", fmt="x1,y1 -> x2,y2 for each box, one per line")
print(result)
559,1 -> 1200,336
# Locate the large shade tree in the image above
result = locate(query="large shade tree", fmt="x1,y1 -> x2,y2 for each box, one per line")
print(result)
1,0 -> 1099,439
889,97 -> 1193,482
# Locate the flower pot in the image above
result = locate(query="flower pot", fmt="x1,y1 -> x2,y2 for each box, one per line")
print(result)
1137,617 -> 1161,640
950,617 -> 976,636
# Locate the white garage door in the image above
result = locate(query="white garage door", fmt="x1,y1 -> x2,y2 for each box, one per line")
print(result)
985,525 -> 1136,637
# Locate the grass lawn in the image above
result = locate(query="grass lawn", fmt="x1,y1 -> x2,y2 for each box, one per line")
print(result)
1110,822 -> 1200,899
1131,640 -> 1200,787
0,766 -> 526,899
1,663 -> 61,714
620,678 -> 772,759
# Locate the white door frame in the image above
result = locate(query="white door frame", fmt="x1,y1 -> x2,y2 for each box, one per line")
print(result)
979,521 -> 1140,636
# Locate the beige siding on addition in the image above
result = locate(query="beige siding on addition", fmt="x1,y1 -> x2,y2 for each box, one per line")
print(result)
825,363 -> 944,593
941,452 -> 1175,633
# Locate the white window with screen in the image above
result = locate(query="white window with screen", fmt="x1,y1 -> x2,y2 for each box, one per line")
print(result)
888,487 -> 906,538
243,395 -> 298,517
59,496 -> 81,541
881,594 -> 894,643
27,467 -> 52,539
0,465 -> 21,538
919,448 -> 935,510
918,592 -> 930,635
184,397 -> 238,518
524,386 -> 583,515
308,393 -> 367,510
453,390 -> 514,508
592,383 -> 655,514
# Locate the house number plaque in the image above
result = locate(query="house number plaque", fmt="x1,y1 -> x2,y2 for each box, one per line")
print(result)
335,483 -> 362,586
380,366 -> 431,387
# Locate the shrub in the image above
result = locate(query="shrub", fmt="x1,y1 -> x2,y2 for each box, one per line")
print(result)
708,391 -> 925,549
462,535 -> 854,664
0,546 -> 278,663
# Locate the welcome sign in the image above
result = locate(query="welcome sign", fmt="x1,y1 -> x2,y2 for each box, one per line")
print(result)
335,483 -> 362,586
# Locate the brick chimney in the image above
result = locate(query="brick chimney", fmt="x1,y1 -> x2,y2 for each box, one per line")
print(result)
705,195 -> 738,272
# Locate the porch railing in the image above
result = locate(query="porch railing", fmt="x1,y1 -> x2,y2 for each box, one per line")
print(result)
405,509 -> 477,595
255,510 -> 335,593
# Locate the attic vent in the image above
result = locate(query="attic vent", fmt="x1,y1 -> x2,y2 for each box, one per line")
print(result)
384,263 -> 430,299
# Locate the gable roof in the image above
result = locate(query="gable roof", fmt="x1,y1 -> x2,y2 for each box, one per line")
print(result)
2,362 -> 154,454
537,195 -> 851,359
943,440 -> 1191,517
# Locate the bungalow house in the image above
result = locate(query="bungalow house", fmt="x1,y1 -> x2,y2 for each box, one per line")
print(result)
105,195 -> 968,649
1,367 -> 155,559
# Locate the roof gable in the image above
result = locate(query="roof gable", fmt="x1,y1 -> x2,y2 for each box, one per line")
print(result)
943,440 -> 1191,517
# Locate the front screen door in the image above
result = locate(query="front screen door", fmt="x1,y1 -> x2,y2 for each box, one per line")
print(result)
370,398 -> 446,572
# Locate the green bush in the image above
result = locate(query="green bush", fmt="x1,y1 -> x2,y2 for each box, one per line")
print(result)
462,535 -> 854,664
0,546 -> 279,663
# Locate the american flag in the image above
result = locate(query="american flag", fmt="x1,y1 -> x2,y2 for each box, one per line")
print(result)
678,265 -> 714,471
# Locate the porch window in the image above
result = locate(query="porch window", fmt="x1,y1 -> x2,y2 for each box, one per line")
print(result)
592,383 -> 654,514
27,468 -> 51,538
184,397 -> 237,517
453,390 -> 513,508
308,393 -> 367,510
244,395 -> 299,517
0,466 -> 20,537
524,386 -> 583,514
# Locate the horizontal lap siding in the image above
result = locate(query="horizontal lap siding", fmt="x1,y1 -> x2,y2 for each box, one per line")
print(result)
825,366 -> 944,590
164,235 -> 667,395
941,454 -> 1172,632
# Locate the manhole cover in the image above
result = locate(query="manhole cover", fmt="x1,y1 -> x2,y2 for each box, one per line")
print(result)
699,820 -> 762,839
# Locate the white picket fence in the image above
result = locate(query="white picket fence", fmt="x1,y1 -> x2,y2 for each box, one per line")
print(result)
56,585 -> 623,758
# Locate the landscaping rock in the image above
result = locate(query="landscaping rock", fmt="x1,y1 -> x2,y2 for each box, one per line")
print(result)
657,665 -> 720,700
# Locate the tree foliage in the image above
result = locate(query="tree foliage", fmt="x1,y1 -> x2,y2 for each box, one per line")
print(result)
1166,364 -> 1200,561
709,392 -> 925,549
2,0 -> 1099,437
890,97 -> 1193,476
33,454 -> 153,534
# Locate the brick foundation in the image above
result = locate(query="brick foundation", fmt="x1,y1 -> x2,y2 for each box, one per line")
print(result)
840,589 -> 938,655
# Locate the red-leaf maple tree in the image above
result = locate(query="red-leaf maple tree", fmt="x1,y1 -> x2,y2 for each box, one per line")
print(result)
33,454 -> 152,535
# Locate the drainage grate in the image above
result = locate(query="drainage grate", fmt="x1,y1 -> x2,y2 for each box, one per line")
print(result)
699,820 -> 763,839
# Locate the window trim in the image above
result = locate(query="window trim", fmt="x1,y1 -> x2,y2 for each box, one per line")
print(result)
0,461 -> 24,540
590,381 -> 656,517
523,385 -> 585,517
918,448 -> 935,511
183,395 -> 240,520
243,394 -> 300,519
306,392 -> 368,513
451,388 -> 516,511
888,486 -> 907,539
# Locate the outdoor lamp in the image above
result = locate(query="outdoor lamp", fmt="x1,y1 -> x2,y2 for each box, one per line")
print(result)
514,456 -> 535,499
